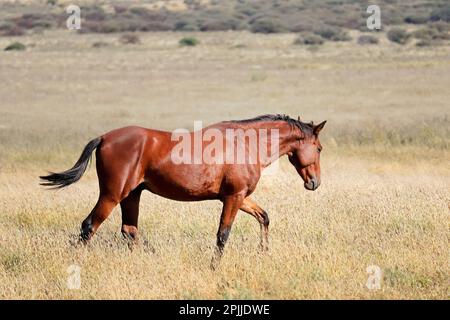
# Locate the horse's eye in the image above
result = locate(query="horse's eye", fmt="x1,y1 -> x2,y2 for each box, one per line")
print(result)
317,147 -> 322,153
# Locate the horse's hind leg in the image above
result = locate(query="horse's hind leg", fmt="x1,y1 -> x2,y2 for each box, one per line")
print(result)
120,185 -> 143,243
239,197 -> 270,251
80,195 -> 118,242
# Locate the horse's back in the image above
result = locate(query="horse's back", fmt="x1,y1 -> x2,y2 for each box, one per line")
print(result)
97,124 -> 260,201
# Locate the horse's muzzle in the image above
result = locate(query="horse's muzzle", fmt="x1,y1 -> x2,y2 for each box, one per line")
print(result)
304,177 -> 319,191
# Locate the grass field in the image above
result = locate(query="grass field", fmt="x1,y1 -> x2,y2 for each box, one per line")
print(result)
0,30 -> 449,299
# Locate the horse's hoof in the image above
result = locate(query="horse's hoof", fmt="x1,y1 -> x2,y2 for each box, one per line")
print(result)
69,235 -> 88,248
210,258 -> 221,271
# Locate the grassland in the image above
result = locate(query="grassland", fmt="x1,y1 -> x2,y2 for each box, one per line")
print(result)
0,30 -> 449,299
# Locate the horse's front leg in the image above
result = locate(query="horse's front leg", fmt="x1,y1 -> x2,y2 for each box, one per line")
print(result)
239,197 -> 270,252
210,192 -> 245,270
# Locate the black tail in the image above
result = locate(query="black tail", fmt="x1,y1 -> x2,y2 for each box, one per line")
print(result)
40,137 -> 102,189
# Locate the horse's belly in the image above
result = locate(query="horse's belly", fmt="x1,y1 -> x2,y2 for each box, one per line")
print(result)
143,166 -> 223,201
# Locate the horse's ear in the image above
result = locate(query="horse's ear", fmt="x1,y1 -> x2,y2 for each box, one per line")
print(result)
313,121 -> 327,135
298,116 -> 301,122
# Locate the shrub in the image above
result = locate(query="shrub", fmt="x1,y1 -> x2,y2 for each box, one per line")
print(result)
119,33 -> 141,45
428,21 -> 450,40
81,20 -> 119,33
339,17 -> 367,30
416,39 -> 434,47
313,26 -> 351,41
199,18 -> 242,31
0,23 -> 25,36
92,41 -> 109,48
387,28 -> 411,44
250,17 -> 286,34
13,13 -> 54,30
129,7 -> 150,17
428,21 -> 450,33
4,42 -> 26,51
179,37 -> 199,46
236,5 -> 258,17
81,16 -> 173,34
413,25 -> 450,42
175,20 -> 198,31
83,6 -> 107,21
412,27 -> 438,40
429,5 -> 450,22
404,15 -> 428,24
139,22 -> 173,32
357,35 -> 379,45
289,21 -> 315,33
113,5 -> 127,15
382,10 -> 405,25
294,33 -> 324,45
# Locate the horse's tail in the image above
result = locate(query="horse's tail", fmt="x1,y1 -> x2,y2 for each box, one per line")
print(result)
40,137 -> 102,189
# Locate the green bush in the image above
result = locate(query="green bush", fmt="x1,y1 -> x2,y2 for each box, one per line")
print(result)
387,28 -> 411,44
179,37 -> 199,47
357,35 -> 379,45
4,42 -> 26,51
294,33 -> 324,45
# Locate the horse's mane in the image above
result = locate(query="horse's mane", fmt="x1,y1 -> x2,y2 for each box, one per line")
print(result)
225,114 -> 314,135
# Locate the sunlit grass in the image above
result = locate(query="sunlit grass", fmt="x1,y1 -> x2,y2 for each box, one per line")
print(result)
0,31 -> 448,299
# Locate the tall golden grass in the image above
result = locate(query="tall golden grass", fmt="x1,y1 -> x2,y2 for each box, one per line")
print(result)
0,31 -> 448,299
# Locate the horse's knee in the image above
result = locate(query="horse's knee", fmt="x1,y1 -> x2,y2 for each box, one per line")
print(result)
121,224 -> 138,240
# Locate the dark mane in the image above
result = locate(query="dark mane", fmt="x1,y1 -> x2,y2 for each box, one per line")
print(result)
225,114 -> 314,135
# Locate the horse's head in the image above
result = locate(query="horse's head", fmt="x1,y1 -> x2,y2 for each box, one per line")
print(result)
288,119 -> 326,191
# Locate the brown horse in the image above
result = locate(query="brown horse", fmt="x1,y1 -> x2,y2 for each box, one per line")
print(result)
40,114 -> 325,267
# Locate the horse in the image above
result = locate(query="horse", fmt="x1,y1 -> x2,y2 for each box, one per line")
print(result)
40,114 -> 326,268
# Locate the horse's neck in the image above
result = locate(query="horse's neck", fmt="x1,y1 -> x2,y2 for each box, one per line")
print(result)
255,122 -> 295,168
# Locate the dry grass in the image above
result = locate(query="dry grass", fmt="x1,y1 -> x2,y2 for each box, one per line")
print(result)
0,31 -> 449,299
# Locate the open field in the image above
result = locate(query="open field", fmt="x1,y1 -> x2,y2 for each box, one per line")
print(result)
0,30 -> 449,299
